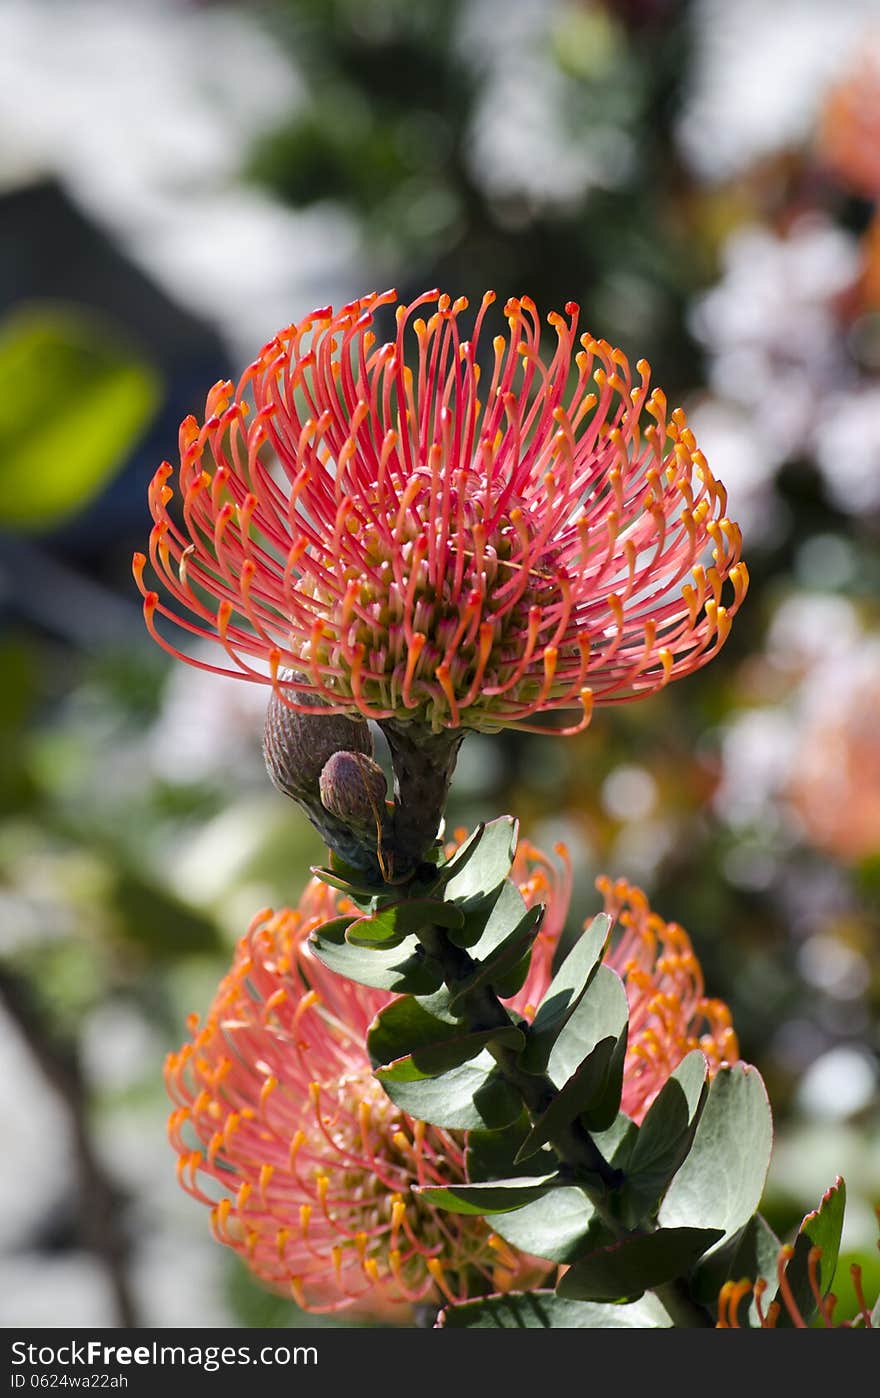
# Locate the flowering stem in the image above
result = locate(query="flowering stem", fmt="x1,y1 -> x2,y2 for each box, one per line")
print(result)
379,721 -> 465,878
415,924 -> 622,1206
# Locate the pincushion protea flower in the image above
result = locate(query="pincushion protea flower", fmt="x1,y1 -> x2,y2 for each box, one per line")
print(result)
166,839 -> 564,1315
166,839 -> 738,1314
134,290 -> 747,735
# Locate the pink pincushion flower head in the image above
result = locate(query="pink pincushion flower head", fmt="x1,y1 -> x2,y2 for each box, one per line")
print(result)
134,290 -> 748,735
166,837 -> 739,1316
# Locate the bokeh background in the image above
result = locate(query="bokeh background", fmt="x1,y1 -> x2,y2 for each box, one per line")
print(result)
1,0 -> 878,1328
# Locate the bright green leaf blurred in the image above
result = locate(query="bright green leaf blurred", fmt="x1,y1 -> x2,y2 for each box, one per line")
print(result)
0,303 -> 161,529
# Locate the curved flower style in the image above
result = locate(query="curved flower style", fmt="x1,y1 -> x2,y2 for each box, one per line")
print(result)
166,842 -> 738,1314
134,290 -> 747,734
597,876 -> 740,1123
717,1228 -> 879,1328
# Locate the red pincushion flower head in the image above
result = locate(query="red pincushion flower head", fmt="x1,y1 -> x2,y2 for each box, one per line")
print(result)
166,840 -> 740,1315
134,290 -> 748,733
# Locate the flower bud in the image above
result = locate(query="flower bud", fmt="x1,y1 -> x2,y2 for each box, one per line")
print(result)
262,678 -> 373,805
319,751 -> 388,836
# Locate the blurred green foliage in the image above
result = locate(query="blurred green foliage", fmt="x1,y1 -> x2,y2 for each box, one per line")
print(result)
0,305 -> 161,529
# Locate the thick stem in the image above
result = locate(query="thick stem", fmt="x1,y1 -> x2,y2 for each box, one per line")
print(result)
654,1279 -> 716,1328
416,925 -> 622,1217
379,720 -> 465,877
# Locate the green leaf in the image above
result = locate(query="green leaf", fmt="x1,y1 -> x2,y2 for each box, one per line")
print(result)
491,1115 -> 638,1264
0,305 -> 161,529
375,1050 -> 522,1130
310,864 -> 382,900
620,1050 -> 709,1227
466,1114 -> 560,1181
556,1226 -> 724,1302
442,816 -> 518,909
546,965 -> 627,1083
448,904 -> 544,1014
514,1036 -> 617,1163
454,878 -> 526,959
368,993 -> 523,1073
429,823 -> 485,887
519,914 -> 612,1073
346,897 -> 464,947
308,923 -> 443,995
438,1291 -> 673,1329
491,1187 -> 598,1264
692,1212 -> 782,1326
658,1064 -> 773,1251
544,964 -> 629,1132
776,1178 -> 846,1328
415,1173 -> 561,1216
447,874 -> 524,950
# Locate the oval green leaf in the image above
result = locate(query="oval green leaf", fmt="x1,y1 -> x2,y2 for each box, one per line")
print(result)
658,1063 -> 773,1251
520,913 -> 613,1074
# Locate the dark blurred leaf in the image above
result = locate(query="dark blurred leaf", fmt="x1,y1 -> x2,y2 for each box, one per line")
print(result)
110,868 -> 220,958
692,1211 -> 782,1327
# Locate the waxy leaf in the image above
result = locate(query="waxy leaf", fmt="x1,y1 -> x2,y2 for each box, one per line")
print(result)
448,873 -> 526,950
448,903 -> 544,1014
519,914 -> 612,1073
308,925 -> 444,995
415,1173 -> 562,1216
620,1050 -> 709,1227
556,1226 -> 724,1302
775,1177 -> 846,1328
514,1036 -> 617,1163
545,964 -> 629,1132
438,1291 -> 673,1328
347,897 -> 464,948
375,1050 -> 522,1130
368,993 -> 523,1073
311,864 -> 381,900
428,823 -> 485,888
658,1064 -> 773,1250
442,816 -> 518,909
692,1212 -> 782,1326
466,1113 -> 560,1182
491,1114 -> 638,1263
491,1187 -> 598,1264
